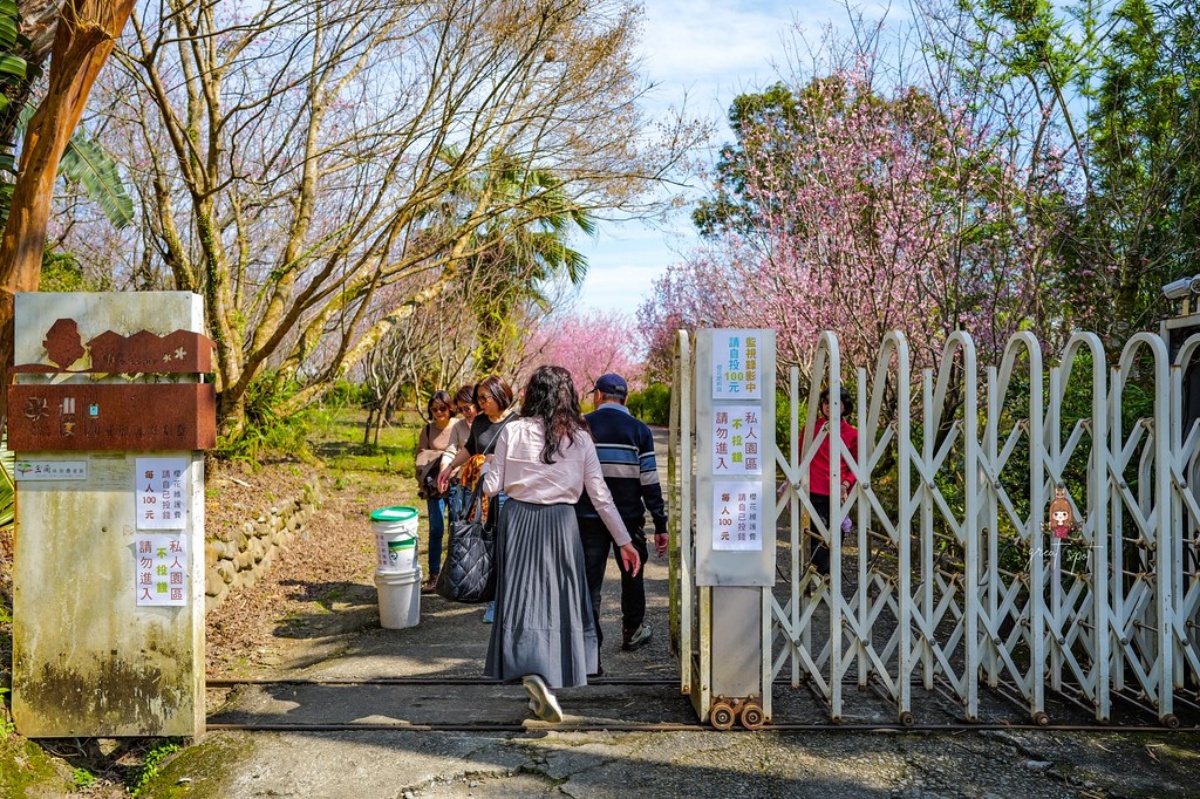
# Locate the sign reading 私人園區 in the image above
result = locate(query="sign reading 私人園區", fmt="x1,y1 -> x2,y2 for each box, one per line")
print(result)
711,405 -> 763,475
133,533 -> 189,607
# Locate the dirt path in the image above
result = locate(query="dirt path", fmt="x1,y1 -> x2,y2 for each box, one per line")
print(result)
204,462 -> 398,679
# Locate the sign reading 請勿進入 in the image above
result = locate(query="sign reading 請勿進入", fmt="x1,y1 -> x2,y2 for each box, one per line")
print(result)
711,405 -> 763,475
134,533 -> 189,607
134,456 -> 190,607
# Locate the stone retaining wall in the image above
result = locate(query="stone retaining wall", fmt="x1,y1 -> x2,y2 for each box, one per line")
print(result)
204,481 -> 323,612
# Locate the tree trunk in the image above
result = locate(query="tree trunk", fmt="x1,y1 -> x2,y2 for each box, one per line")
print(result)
217,387 -> 247,444
0,0 -> 136,429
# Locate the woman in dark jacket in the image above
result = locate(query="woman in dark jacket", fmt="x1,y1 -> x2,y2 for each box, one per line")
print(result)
437,375 -> 516,622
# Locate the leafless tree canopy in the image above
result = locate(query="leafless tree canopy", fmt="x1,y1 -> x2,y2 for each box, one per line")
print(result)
60,0 -> 701,436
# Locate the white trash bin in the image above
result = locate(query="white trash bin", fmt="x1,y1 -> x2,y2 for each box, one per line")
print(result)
375,566 -> 422,629
370,506 -> 419,572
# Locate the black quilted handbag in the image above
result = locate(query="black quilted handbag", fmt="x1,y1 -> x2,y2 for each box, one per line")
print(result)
435,482 -> 496,603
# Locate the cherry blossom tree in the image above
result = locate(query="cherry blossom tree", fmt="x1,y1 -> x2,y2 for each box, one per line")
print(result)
641,49 -> 1066,385
517,307 -> 641,401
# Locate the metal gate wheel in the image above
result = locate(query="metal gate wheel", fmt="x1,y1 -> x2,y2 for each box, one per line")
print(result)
709,701 -> 736,731
740,703 -> 766,730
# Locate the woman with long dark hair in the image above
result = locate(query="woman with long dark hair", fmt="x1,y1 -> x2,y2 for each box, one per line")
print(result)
481,365 -> 640,722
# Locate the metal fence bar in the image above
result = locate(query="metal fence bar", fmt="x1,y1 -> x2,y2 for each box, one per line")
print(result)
758,328 -> 1198,726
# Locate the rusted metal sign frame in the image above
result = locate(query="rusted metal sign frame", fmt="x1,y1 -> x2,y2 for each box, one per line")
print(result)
8,383 -> 217,451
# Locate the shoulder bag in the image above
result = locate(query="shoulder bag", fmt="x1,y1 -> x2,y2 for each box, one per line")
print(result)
434,480 -> 495,603
415,424 -> 449,500
435,418 -> 510,603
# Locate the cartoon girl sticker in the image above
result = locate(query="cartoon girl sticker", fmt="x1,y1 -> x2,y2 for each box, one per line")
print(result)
1048,487 -> 1074,539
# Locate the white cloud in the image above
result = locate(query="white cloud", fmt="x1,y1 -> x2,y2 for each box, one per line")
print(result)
575,225 -> 685,314
636,0 -> 808,120
640,1 -> 793,77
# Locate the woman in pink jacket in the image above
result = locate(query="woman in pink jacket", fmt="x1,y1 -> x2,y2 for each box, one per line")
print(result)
481,365 -> 640,723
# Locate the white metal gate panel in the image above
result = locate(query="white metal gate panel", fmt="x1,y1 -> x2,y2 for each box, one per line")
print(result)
760,329 -> 1200,725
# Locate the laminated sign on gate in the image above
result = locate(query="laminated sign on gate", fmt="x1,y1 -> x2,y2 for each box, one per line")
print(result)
695,328 -> 776,586
711,330 -> 762,400
712,481 -> 763,551
711,406 -> 763,475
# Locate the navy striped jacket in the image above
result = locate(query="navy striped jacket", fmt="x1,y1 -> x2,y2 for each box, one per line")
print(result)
576,403 -> 667,533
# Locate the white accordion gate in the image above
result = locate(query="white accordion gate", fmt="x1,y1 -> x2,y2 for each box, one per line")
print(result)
670,328 -> 1200,726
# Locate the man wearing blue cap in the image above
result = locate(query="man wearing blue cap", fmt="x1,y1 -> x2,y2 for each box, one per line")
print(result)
577,373 -> 668,657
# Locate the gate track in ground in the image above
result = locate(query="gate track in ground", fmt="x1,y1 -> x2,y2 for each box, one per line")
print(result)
205,676 -> 1196,734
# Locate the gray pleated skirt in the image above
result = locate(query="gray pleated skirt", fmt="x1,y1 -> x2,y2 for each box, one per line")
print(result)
484,499 -> 598,689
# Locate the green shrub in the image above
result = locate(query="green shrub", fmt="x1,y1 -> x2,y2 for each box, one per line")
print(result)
0,436 -> 12,530
0,688 -> 14,741
215,370 -> 313,463
41,249 -> 106,292
628,383 -> 670,425
774,387 -> 802,455
128,738 -> 181,796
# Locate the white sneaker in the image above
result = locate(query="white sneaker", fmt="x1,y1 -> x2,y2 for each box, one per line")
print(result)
622,624 -> 652,651
522,674 -> 563,723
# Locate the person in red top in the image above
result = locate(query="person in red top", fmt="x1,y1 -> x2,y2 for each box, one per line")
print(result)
805,386 -> 858,576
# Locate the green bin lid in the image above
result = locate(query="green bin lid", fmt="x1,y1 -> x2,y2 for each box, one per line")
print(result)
370,506 -> 419,523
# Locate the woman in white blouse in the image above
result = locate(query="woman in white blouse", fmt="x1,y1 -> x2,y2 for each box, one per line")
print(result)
481,365 -> 640,723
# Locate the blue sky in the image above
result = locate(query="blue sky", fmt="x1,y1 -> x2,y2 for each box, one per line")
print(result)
574,0 -> 883,315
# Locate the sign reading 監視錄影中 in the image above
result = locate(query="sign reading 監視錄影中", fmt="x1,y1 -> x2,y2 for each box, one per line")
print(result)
711,330 -> 762,400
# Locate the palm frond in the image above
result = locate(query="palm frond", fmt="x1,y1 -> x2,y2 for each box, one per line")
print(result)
0,435 -> 13,530
57,133 -> 134,228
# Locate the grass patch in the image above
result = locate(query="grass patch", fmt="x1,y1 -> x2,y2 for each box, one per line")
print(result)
123,734 -> 253,799
129,737 -> 182,796
310,408 -> 421,475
